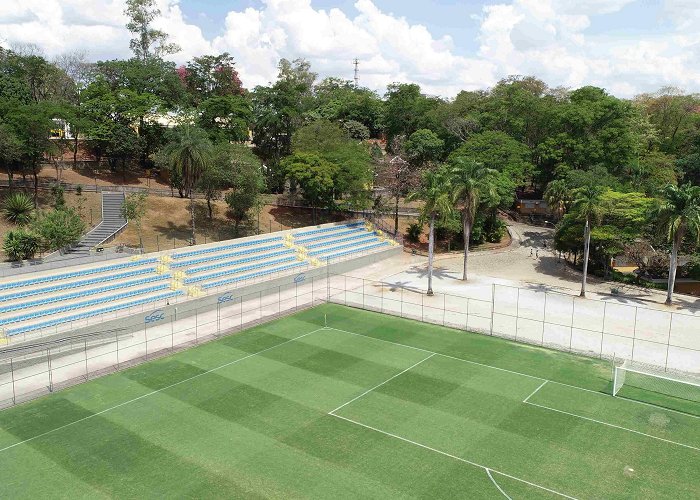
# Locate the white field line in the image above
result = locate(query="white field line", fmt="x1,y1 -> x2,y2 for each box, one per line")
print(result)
330,413 -> 578,500
325,327 -> 544,381
522,381 -> 548,403
486,468 -> 513,500
524,401 -> 700,452
325,327 -> 700,421
0,327 -> 326,454
328,353 -> 435,415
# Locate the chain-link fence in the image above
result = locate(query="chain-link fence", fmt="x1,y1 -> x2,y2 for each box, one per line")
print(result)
1,270 -> 698,409
0,274 -> 333,409
326,275 -> 700,374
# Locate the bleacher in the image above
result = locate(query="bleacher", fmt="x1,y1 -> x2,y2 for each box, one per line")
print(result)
0,220 -> 395,338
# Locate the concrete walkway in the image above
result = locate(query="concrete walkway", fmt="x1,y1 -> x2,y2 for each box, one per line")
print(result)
351,222 -> 700,316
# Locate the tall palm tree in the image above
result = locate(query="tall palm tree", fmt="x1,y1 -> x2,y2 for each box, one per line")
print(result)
408,166 -> 453,296
543,179 -> 571,219
656,183 -> 700,305
572,185 -> 604,298
450,158 -> 496,281
161,125 -> 212,245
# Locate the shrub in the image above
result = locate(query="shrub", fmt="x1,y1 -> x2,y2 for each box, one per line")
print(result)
406,223 -> 422,243
51,184 -> 65,209
2,192 -> 34,226
3,229 -> 40,261
31,208 -> 85,252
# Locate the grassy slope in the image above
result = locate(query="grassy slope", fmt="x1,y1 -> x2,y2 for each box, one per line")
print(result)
0,304 -> 696,499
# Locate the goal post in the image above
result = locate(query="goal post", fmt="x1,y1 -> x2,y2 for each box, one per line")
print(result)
612,359 -> 700,414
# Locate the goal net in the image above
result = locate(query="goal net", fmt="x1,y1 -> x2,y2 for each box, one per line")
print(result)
613,359 -> 700,414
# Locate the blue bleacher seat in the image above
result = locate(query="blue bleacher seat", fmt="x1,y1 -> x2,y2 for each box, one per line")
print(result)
0,258 -> 158,291
6,290 -> 183,336
171,236 -> 279,260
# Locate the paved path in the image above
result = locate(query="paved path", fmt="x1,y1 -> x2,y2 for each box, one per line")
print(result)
352,222 -> 700,315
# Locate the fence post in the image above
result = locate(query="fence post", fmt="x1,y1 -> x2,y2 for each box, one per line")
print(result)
83,340 -> 89,380
362,279 -> 366,310
599,302 -> 607,358
194,308 -> 198,343
114,330 -> 120,370
10,358 -> 16,405
44,348 -> 53,392
541,293 -> 547,346
665,313 -> 673,370
442,293 -> 446,326
490,284 -> 495,335
400,286 -> 403,318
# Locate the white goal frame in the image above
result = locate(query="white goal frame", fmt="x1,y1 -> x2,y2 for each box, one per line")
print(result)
612,359 -> 700,400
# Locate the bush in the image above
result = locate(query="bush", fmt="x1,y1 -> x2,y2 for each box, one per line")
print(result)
31,208 -> 85,252
2,192 -> 34,226
406,223 -> 422,243
3,229 -> 40,261
51,184 -> 65,209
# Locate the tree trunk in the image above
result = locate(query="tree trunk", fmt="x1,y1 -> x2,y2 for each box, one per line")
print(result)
394,195 -> 399,236
207,197 -> 213,219
580,217 -> 591,297
73,135 -> 78,169
7,166 -> 13,192
32,169 -> 39,208
189,192 -> 196,245
312,205 -> 317,225
462,211 -> 472,281
666,233 -> 680,305
427,213 -> 435,296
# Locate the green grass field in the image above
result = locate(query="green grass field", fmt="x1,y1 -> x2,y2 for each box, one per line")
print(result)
0,304 -> 698,499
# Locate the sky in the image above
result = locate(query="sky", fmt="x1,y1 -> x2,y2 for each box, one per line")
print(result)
0,0 -> 698,98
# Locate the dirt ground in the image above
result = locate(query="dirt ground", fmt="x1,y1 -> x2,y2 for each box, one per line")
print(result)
0,188 -> 102,261
112,196 -> 351,253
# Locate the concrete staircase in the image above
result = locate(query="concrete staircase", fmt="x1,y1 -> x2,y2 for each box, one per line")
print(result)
61,192 -> 128,257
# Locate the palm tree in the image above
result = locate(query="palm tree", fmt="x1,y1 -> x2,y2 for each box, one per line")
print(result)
656,183 -> 700,305
408,166 -> 453,296
572,185 -> 604,298
449,158 -> 496,281
543,179 -> 571,219
161,125 -> 212,245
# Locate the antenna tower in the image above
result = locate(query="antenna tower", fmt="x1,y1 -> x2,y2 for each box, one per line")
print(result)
353,58 -> 359,87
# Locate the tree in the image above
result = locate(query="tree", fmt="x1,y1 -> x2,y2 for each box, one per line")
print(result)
31,208 -> 85,252
252,59 -> 316,191
0,123 -> 23,189
404,129 -> 444,167
382,151 -> 419,236
224,145 -> 265,235
572,185 -> 604,297
158,125 -> 212,245
124,0 -> 180,62
449,130 -> 533,206
197,95 -> 251,143
2,192 -> 34,225
543,179 -> 572,218
3,229 -> 39,261
384,83 -> 441,147
180,53 -> 244,105
408,166 -> 453,296
449,158 -> 497,280
4,102 -> 55,204
121,193 -> 148,250
292,120 -> 373,209
656,183 -> 700,305
281,153 -> 337,224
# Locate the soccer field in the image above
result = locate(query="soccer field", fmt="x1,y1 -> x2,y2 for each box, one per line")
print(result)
0,304 -> 697,499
